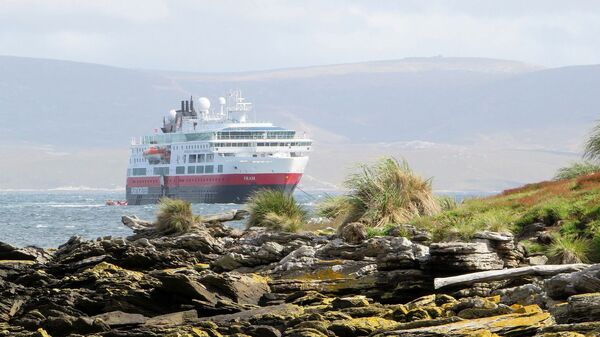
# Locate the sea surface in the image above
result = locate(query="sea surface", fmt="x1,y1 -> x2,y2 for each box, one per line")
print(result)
0,190 -> 327,248
0,190 -> 489,248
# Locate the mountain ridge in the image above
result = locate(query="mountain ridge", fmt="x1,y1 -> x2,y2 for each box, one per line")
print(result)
0,55 -> 595,190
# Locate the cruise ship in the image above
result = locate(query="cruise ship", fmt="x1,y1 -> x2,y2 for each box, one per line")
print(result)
126,91 -> 312,205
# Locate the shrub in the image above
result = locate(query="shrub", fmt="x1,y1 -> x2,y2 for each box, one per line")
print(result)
155,197 -> 200,233
553,161 -> 600,180
246,189 -> 308,232
342,157 -> 440,227
546,234 -> 591,264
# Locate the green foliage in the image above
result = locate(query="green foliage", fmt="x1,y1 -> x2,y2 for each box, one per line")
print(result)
515,198 -> 575,228
409,207 -> 514,242
366,223 -> 398,238
547,234 -> 591,264
554,161 -> 600,180
520,240 -> 545,255
246,189 -> 308,232
584,121 -> 600,162
331,157 -> 439,227
155,197 -> 200,233
436,195 -> 459,211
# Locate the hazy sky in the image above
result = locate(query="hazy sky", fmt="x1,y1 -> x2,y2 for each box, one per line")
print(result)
1,0 -> 599,72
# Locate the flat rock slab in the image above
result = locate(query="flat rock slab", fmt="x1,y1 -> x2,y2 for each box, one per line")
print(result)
145,310 -> 198,326
92,311 -> 148,327
375,310 -> 551,336
207,303 -> 304,323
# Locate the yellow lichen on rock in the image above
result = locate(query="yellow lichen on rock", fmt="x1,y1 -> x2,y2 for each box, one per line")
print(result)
485,295 -> 501,304
329,316 -> 399,332
393,310 -> 551,335
34,328 -> 52,337
85,261 -> 144,280
192,327 -> 223,337
513,304 -> 543,314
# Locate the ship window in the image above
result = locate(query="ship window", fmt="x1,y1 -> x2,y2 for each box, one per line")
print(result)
188,166 -> 195,174
132,168 -> 146,176
257,142 -> 264,146
198,154 -> 205,162
176,166 -> 185,174
189,154 -> 197,163
196,165 -> 204,174
207,154 -> 214,162
218,165 -> 223,173
153,167 -> 169,176
205,165 -> 214,173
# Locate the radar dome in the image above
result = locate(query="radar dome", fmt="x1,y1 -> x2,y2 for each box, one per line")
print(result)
198,97 -> 211,111
218,97 -> 226,105
168,109 -> 177,120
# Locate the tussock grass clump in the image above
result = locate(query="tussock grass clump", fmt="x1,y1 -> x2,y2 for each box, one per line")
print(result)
436,195 -> 459,211
347,158 -> 440,227
315,195 -> 361,227
326,157 -> 439,228
470,208 -> 514,233
247,189 -> 308,232
155,197 -> 201,233
584,121 -> 600,161
554,161 -> 600,180
547,234 -> 591,264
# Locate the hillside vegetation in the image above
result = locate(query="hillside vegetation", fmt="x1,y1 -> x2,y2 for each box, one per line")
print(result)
413,171 -> 600,262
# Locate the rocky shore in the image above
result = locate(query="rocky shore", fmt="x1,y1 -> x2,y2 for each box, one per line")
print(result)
1,212 -> 600,337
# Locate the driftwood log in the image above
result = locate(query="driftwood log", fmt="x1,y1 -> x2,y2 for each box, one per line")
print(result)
434,264 -> 592,289
203,209 -> 249,223
121,215 -> 154,230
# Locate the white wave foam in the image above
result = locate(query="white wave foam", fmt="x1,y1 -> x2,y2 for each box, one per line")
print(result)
0,186 -> 125,192
48,204 -> 104,208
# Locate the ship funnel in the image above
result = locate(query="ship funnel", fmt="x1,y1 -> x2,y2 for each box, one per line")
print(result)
180,101 -> 185,112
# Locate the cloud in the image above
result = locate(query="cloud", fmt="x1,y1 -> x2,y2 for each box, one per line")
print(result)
0,0 -> 599,71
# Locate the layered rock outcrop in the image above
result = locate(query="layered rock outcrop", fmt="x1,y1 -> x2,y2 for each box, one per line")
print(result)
0,214 -> 599,336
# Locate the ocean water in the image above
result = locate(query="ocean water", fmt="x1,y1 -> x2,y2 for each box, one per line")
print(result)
0,190 -> 488,248
0,190 -> 326,248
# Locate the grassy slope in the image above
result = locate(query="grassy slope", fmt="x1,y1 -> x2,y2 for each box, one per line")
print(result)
414,172 -> 600,261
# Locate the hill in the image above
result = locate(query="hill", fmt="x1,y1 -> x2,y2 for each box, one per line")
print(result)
0,55 -> 595,190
